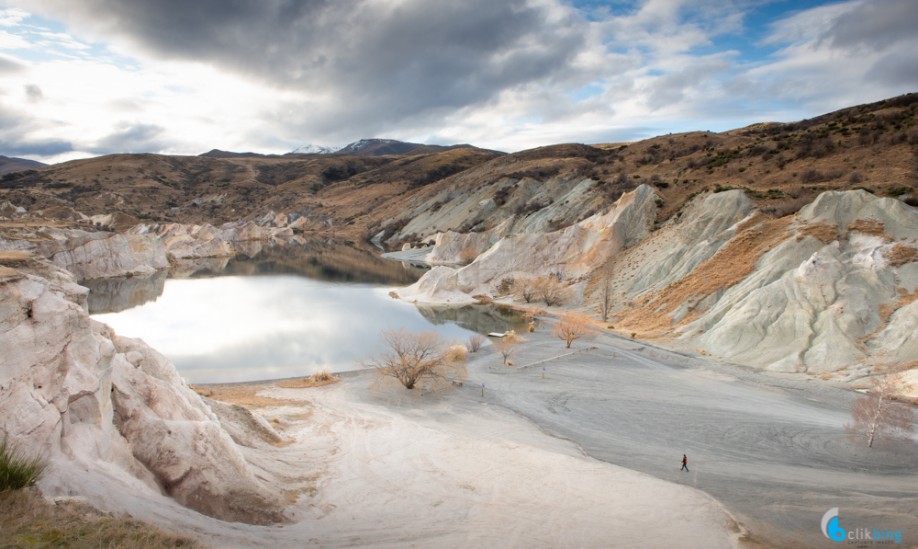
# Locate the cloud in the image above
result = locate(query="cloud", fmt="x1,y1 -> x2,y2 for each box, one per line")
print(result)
0,54 -> 23,73
23,83 -> 42,101
23,0 -> 592,139
88,122 -> 167,154
1,0 -> 916,159
0,103 -> 73,157
821,0 -> 918,52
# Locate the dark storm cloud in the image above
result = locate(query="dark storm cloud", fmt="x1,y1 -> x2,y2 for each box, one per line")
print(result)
31,0 -> 589,137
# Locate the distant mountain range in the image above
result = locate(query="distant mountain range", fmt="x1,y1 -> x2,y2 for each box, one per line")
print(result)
198,139 -> 478,159
0,155 -> 46,175
288,138 -> 478,157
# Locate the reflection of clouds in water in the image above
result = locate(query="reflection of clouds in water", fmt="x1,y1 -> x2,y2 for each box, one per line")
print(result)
94,275 -> 476,383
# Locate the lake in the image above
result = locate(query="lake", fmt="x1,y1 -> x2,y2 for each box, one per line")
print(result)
87,241 -> 524,384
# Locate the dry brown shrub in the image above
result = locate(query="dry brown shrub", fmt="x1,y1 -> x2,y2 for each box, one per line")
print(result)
445,343 -> 469,363
552,312 -> 596,348
885,243 -> 918,267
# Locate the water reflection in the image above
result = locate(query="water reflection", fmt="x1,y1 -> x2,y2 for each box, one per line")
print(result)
84,241 -> 428,314
88,242 -> 521,384
84,271 -> 168,314
416,303 -> 529,335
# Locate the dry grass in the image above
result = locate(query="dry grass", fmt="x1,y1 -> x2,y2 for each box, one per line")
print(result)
0,250 -> 33,263
192,384 -> 308,408
847,219 -> 887,237
277,370 -> 340,389
796,223 -> 838,244
0,489 -> 204,549
614,215 -> 791,336
886,243 -> 918,267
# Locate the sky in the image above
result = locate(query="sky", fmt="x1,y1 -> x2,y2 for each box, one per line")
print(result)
0,0 -> 916,163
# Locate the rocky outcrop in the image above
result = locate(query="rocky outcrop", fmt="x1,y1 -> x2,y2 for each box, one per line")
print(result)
130,221 -> 295,260
399,185 -> 659,303
0,262 -> 286,524
43,229 -> 170,280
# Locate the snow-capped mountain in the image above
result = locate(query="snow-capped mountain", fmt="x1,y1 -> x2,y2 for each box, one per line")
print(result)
289,144 -> 341,155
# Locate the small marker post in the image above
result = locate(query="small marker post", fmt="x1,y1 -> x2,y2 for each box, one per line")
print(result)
481,383 -> 485,397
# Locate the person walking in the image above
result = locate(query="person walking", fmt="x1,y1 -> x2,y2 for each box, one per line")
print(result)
681,454 -> 689,472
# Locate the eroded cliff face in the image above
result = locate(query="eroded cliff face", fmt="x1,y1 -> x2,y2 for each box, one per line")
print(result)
398,185 -> 660,303
0,260 -> 286,524
400,186 -> 918,388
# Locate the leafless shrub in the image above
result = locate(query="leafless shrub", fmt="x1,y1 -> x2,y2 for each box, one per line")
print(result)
466,334 -> 486,353
514,278 -> 537,303
535,276 -> 567,306
494,277 -> 515,296
368,329 -> 467,391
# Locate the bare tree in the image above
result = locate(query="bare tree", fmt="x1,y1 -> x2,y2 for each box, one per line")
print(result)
597,261 -> 614,322
845,375 -> 914,448
369,329 -> 467,390
493,331 -> 521,365
552,312 -> 595,348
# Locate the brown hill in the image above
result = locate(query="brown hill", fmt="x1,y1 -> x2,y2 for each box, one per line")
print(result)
0,155 -> 45,175
0,93 -> 915,244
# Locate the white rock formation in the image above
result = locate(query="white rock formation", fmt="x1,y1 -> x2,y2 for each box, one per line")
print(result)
41,229 -> 170,280
686,191 -> 918,374
0,262 -> 285,524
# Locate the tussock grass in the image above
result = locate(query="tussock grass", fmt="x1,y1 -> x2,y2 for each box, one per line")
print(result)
0,436 -> 45,491
0,489 -> 204,548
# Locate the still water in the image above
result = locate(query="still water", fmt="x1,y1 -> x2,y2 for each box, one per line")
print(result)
88,242 -> 523,384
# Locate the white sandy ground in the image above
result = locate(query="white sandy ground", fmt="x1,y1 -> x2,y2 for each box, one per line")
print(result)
44,373 -> 742,549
